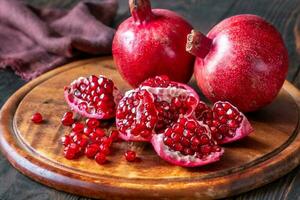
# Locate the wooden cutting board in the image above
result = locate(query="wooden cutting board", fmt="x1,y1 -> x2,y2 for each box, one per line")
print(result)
0,57 -> 300,200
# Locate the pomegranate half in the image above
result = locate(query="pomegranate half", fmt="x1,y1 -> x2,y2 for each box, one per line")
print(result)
113,0 -> 194,87
151,117 -> 224,167
186,14 -> 288,112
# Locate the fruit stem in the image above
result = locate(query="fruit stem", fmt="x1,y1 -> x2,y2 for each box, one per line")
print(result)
186,30 -> 213,59
129,0 -> 154,24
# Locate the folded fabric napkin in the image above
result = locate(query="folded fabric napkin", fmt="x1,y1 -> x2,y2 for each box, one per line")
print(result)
0,0 -> 118,80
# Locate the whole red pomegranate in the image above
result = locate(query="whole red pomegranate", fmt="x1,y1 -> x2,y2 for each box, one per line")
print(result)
186,14 -> 288,112
113,0 -> 194,87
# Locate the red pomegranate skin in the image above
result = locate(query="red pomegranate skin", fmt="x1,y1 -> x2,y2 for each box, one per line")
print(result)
113,0 -> 194,87
193,14 -> 288,112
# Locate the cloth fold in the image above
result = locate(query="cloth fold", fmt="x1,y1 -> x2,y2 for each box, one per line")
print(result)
0,0 -> 118,80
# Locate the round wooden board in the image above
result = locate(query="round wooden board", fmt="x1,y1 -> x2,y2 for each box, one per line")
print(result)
1,57 -> 300,199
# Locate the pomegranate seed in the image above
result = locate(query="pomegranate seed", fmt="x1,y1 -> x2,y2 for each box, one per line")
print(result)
61,135 -> 72,146
199,135 -> 209,144
186,96 -> 197,106
85,144 -> 99,158
86,118 -> 100,128
95,152 -> 106,164
174,143 -> 183,151
163,137 -> 173,146
77,135 -> 88,148
110,130 -> 119,141
72,133 -> 82,143
191,137 -> 200,146
63,111 -> 73,119
31,112 -> 43,123
125,150 -> 136,162
61,111 -> 74,126
83,127 -> 93,135
64,143 -> 80,160
186,120 -> 197,130
94,128 -> 106,137
201,145 -> 212,155
99,144 -> 110,155
72,122 -> 84,133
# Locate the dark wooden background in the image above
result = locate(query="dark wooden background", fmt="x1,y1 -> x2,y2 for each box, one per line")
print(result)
0,0 -> 300,199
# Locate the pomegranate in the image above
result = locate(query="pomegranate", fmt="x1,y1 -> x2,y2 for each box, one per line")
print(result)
112,0 -> 194,87
195,101 -> 253,144
125,150 -> 137,162
151,117 -> 224,167
95,152 -> 107,164
61,111 -> 74,126
116,76 -> 199,142
31,112 -> 43,123
64,75 -> 122,119
186,14 -> 288,112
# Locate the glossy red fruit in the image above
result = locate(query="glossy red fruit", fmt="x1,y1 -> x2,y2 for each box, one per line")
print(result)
72,122 -> 84,133
85,144 -> 100,159
31,112 -> 43,123
110,130 -> 119,141
95,152 -> 107,165
113,0 -> 194,87
61,111 -> 74,126
85,118 -> 100,128
61,135 -> 72,146
64,75 -> 122,119
151,117 -> 224,167
64,143 -> 81,160
195,101 -> 253,144
186,15 -> 288,112
125,150 -> 136,162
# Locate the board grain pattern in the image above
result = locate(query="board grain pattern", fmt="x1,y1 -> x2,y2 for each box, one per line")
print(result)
0,57 -> 300,200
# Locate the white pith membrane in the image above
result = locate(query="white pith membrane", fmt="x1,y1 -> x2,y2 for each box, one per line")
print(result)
64,75 -> 121,119
196,101 -> 254,144
151,119 -> 224,167
116,88 -> 158,141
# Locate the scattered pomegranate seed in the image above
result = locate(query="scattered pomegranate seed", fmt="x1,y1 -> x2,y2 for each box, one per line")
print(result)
83,127 -> 93,136
95,152 -> 107,164
31,112 -> 43,123
64,143 -> 81,160
72,122 -> 84,133
100,143 -> 110,155
61,111 -> 74,126
61,135 -> 72,146
86,118 -> 100,128
125,150 -> 136,162
94,128 -> 106,137
85,144 -> 100,159
110,130 -> 119,141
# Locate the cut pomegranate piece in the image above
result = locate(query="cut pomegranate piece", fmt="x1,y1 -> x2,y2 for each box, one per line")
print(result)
116,88 -> 158,142
195,101 -> 254,144
64,75 -> 122,119
140,76 -> 199,131
151,117 -> 224,167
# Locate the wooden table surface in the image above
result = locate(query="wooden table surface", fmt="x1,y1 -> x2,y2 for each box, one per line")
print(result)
0,0 -> 299,199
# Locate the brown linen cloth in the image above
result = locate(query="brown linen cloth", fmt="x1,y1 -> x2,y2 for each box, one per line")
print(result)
0,0 -> 118,80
